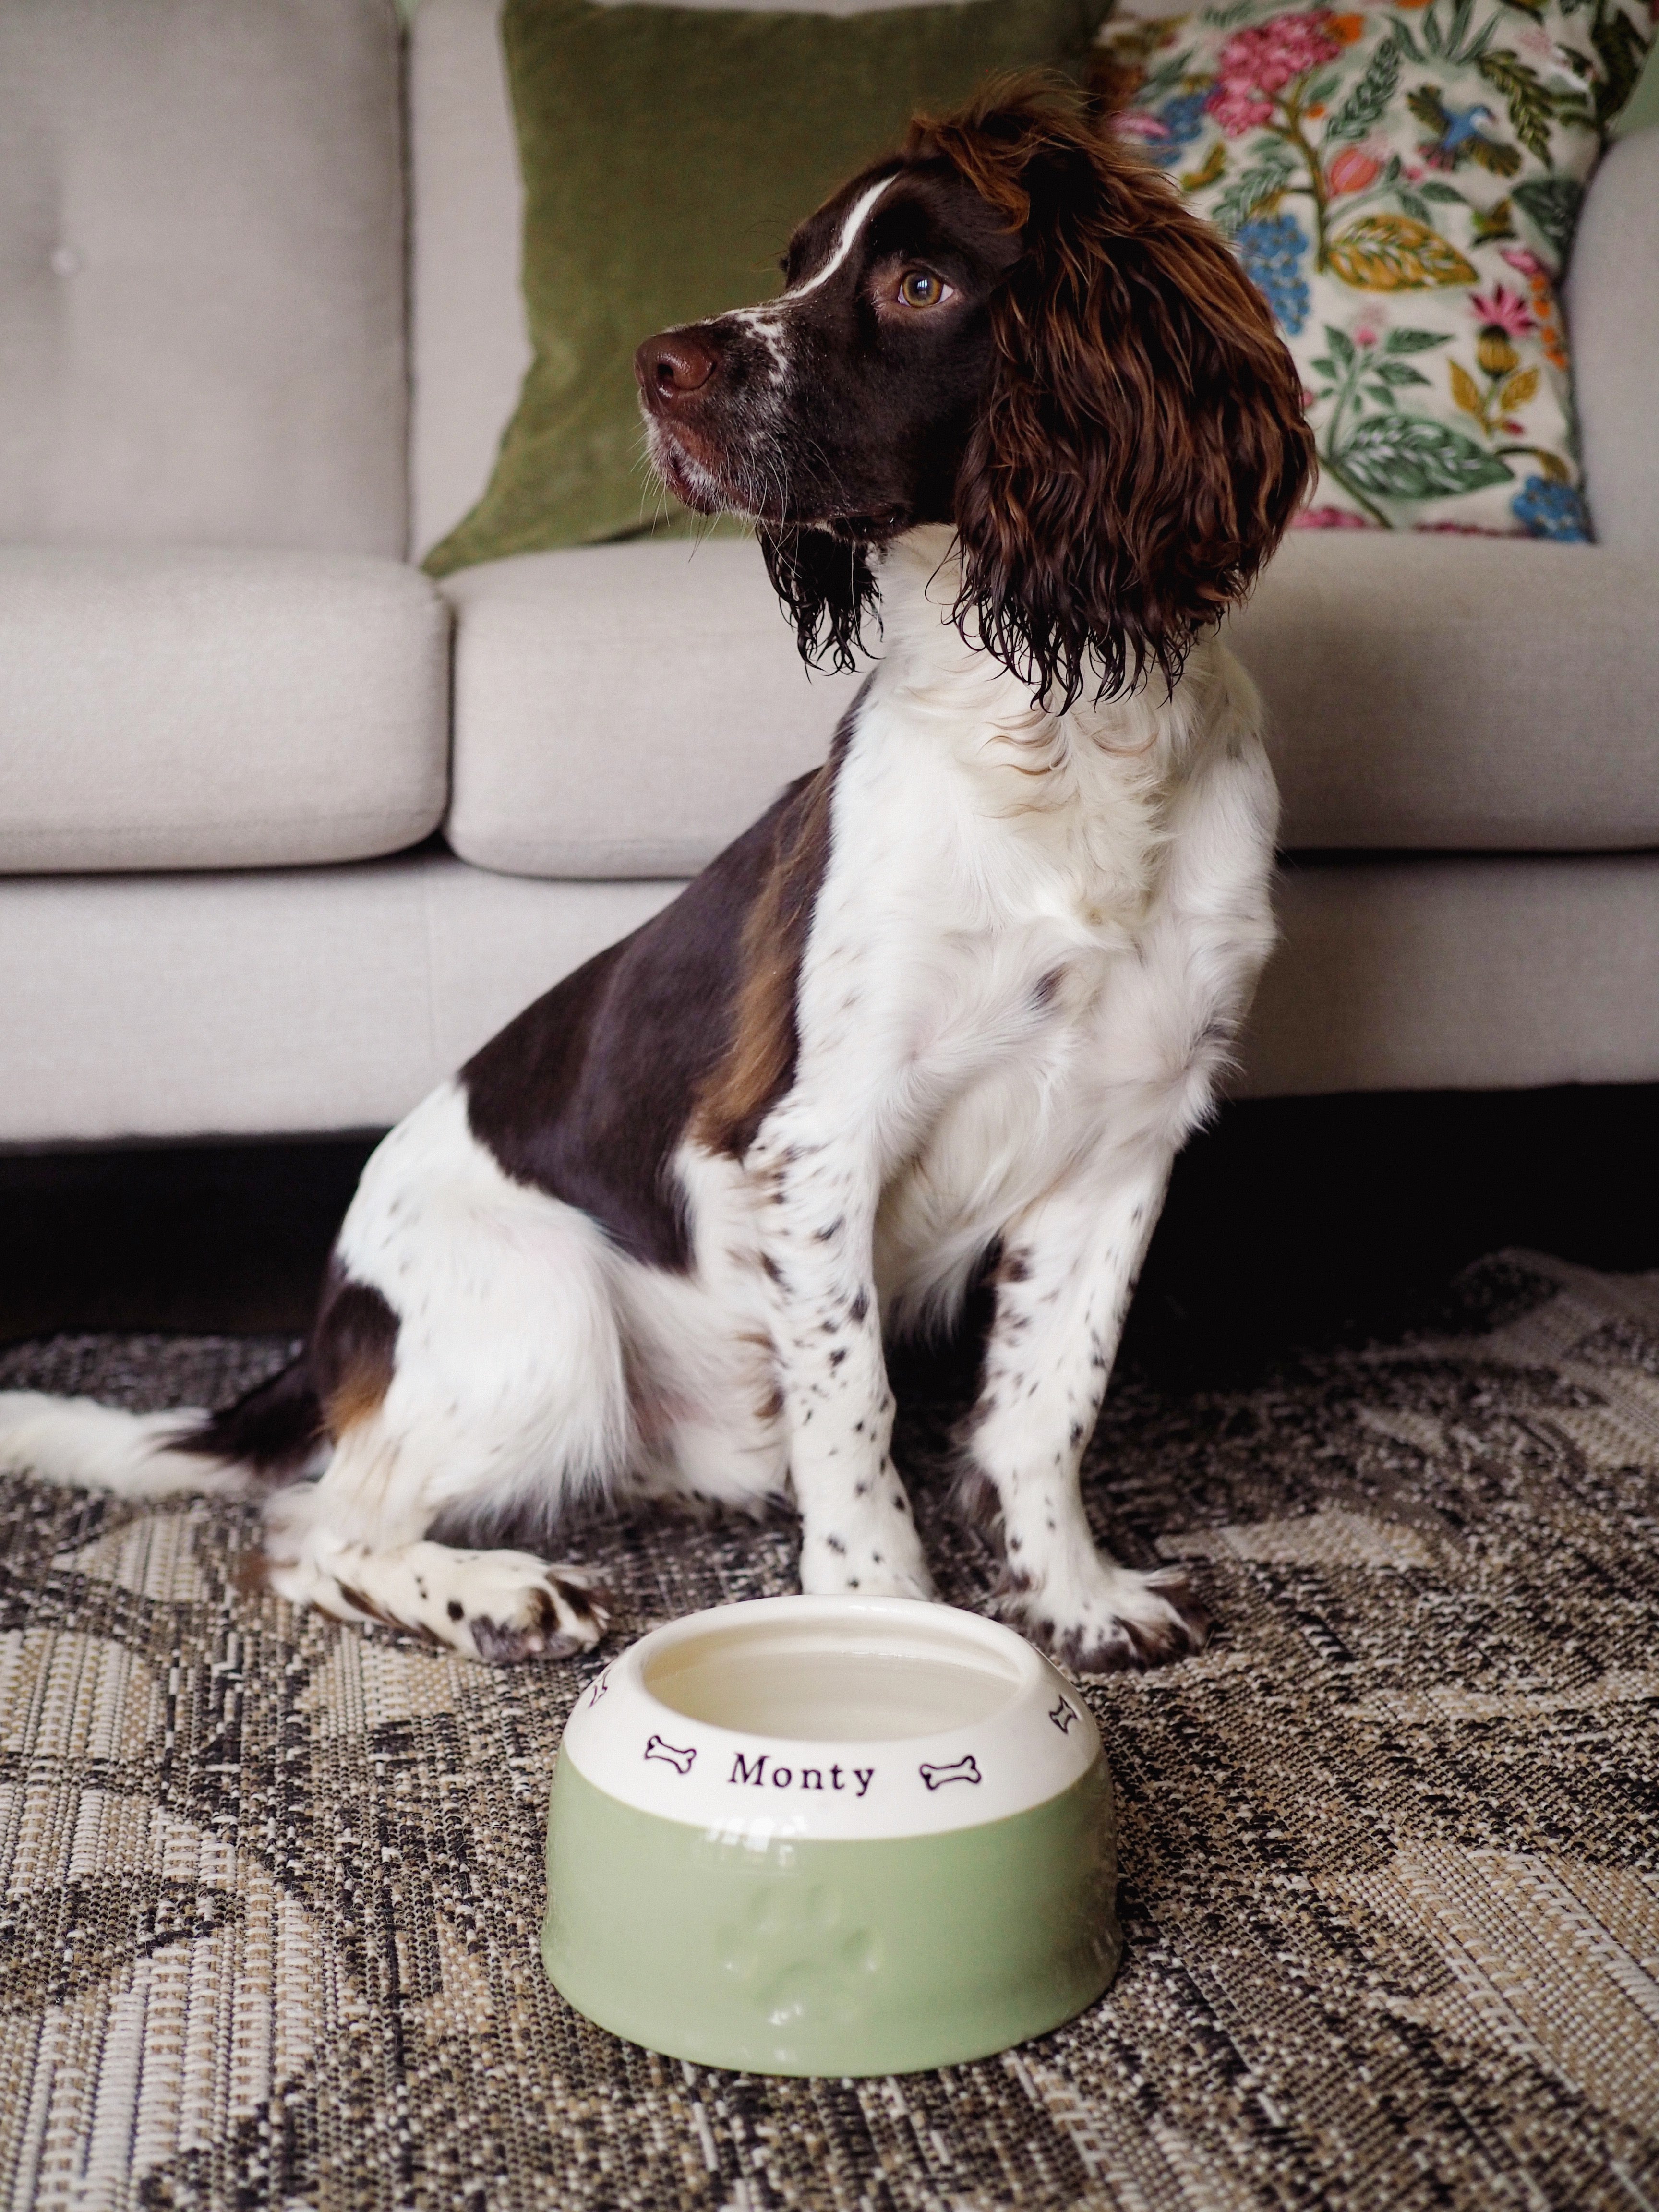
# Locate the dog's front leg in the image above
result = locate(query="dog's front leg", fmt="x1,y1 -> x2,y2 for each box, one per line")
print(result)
962,1156 -> 1207,1671
747,1108 -> 933,1600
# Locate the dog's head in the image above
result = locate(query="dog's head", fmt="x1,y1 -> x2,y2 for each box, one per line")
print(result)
637,80 -> 1314,709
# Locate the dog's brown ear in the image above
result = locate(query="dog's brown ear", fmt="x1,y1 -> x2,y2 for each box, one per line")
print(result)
917,89 -> 1315,709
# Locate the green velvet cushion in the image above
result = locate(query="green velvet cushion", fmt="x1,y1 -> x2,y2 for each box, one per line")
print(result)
423,0 -> 1107,577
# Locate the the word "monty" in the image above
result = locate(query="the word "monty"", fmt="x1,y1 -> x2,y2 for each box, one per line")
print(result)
728,1752 -> 874,1798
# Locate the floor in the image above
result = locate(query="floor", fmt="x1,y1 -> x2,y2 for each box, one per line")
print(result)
2,1245 -> 1656,2209
2,1087 -> 1657,2208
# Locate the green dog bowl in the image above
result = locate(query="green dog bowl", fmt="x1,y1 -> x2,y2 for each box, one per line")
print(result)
542,1595 -> 1120,2076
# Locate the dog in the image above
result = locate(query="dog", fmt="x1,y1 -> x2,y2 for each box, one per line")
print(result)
0,83 -> 1312,1672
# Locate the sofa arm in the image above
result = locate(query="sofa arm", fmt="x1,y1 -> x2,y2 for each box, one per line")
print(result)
1566,128 -> 1659,554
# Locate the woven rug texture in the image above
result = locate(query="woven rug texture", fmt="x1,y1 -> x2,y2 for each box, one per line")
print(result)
0,1249 -> 1657,2212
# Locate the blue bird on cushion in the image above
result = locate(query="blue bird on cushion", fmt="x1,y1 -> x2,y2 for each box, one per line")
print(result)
1407,86 -> 1524,175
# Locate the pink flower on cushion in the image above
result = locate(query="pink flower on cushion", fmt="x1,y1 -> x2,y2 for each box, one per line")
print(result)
1207,81 -> 1277,132
1501,247 -> 1549,281
1218,12 -> 1343,85
1230,10 -> 1344,87
1471,284 -> 1534,336
1294,506 -> 1376,528
1206,12 -> 1344,133
1111,110 -> 1173,144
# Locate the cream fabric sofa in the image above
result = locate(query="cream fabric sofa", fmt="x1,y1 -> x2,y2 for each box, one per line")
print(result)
2,0 -> 1656,1148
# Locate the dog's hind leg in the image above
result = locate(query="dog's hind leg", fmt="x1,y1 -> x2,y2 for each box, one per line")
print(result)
259,1297 -> 620,1664
256,1082 -> 631,1660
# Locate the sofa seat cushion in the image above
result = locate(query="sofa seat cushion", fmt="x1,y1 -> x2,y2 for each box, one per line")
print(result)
444,541 -> 864,878
444,534 -> 1659,878
1234,534 -> 1659,850
0,549 -> 450,873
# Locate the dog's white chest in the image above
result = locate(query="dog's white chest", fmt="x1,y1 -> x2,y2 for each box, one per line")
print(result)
777,551 -> 1277,1328
792,689 -> 1148,1306
799,607 -> 1176,1110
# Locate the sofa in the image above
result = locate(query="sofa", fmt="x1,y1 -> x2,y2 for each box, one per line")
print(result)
2,0 -> 1656,1151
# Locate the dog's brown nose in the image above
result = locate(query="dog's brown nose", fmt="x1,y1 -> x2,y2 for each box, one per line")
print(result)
636,331 -> 718,409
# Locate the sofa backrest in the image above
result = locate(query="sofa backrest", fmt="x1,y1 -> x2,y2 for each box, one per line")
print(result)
0,0 -> 408,556
1566,127 -> 1659,557
409,0 -> 533,562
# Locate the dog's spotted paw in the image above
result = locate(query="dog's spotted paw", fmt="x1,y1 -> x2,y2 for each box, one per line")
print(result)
998,1566 -> 1209,1675
286,1538 -> 612,1663
441,1553 -> 611,1663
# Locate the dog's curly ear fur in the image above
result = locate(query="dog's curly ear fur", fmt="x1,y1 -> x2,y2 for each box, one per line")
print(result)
912,84 -> 1316,710
758,526 -> 881,674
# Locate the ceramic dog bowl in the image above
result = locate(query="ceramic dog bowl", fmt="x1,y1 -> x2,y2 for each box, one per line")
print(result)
542,1595 -> 1120,2076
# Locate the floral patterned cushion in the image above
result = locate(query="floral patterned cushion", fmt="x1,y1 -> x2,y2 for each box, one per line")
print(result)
1097,0 -> 1657,536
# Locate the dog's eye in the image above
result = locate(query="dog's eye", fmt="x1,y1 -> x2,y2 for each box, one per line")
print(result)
896,268 -> 950,310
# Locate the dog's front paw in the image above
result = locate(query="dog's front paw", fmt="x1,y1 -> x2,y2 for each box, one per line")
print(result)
444,1552 -> 612,1663
999,1565 -> 1209,1674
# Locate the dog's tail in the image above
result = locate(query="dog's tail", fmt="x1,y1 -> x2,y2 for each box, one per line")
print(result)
0,1357 -> 327,1502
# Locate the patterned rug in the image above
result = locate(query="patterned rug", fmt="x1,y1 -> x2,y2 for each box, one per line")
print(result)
1,1249 -> 1657,2212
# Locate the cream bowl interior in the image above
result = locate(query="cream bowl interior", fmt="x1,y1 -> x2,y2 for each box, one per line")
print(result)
640,1605 -> 1027,1742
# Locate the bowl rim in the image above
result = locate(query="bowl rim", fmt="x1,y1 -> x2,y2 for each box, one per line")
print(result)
558,1596 -> 1101,1841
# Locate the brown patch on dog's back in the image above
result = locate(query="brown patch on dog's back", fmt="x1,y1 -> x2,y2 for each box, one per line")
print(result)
461,684 -> 866,1266
692,697 -> 856,1157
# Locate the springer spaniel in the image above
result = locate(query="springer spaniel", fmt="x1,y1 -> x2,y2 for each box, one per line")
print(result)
0,85 -> 1312,1673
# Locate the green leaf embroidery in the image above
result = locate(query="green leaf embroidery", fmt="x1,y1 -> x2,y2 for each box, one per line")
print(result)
1478,49 -> 1559,161
1590,0 -> 1646,131
1395,0 -> 1500,68
1396,188 -> 1433,224
1212,150 -> 1297,236
1325,325 -> 1357,368
1416,180 -> 1467,202
1326,216 -> 1479,289
1136,48 -> 1201,103
1323,37 -> 1401,142
1512,175 -> 1584,262
1383,327 -> 1453,353
1370,360 -> 1433,385
1336,414 -> 1515,498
